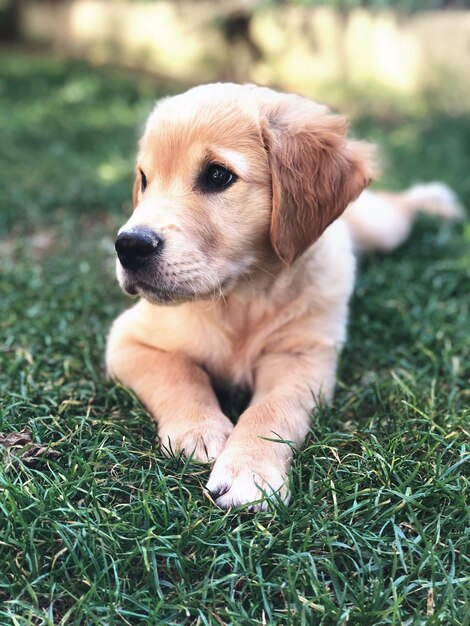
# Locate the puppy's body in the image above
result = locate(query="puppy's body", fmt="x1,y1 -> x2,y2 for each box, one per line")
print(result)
107,83 -> 462,509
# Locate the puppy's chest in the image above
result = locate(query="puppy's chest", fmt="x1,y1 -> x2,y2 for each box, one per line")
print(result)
208,318 -> 266,387
138,298 -> 279,387
199,297 -> 302,388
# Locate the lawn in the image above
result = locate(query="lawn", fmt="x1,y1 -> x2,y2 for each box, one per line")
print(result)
0,50 -> 469,625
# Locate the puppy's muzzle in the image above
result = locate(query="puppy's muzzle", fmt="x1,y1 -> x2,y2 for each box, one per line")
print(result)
115,228 -> 162,271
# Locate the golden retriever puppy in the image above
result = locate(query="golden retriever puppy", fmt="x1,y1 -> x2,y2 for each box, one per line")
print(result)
106,84 -> 462,510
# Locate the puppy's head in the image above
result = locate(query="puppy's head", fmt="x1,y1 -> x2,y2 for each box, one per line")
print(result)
116,84 -> 376,304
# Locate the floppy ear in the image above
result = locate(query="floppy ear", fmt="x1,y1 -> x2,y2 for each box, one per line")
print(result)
132,171 -> 140,210
261,96 -> 377,264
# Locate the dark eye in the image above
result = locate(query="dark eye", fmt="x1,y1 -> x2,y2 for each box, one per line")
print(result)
140,169 -> 147,194
204,164 -> 235,191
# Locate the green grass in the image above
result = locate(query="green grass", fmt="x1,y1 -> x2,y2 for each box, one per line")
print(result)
0,50 -> 469,625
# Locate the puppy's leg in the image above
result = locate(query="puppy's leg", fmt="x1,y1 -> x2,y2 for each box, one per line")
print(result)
206,344 -> 337,509
107,326 -> 233,463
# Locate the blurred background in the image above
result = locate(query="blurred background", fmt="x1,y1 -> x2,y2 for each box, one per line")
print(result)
4,0 -> 470,112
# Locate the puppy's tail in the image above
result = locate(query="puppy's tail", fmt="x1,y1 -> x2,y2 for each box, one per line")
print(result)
343,182 -> 464,252
401,182 -> 464,220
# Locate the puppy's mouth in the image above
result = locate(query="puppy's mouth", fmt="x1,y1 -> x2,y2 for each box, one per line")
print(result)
121,275 -> 234,305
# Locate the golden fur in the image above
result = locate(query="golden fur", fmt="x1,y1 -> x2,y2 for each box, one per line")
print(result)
106,83 -> 462,510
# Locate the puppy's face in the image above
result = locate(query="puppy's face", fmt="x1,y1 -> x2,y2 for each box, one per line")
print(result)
116,85 -> 272,304
116,84 -> 376,304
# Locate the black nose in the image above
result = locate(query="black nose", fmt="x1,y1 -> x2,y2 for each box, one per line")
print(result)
115,228 -> 162,271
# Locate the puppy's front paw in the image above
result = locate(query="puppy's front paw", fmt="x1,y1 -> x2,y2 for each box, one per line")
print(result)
158,413 -> 233,463
206,445 -> 290,511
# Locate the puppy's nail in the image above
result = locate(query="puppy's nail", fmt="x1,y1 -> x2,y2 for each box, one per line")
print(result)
206,485 -> 230,500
